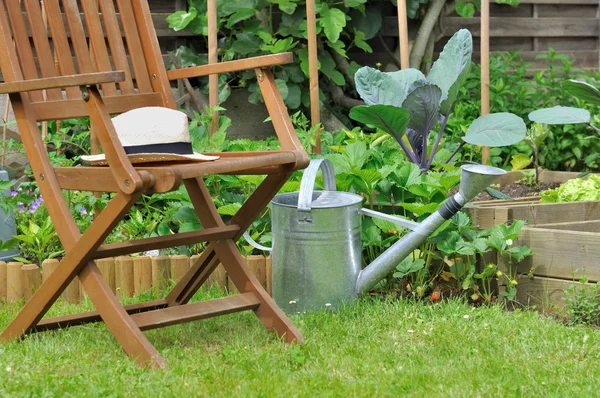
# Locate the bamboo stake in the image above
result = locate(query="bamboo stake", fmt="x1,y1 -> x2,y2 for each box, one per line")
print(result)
397,0 -> 410,69
306,0 -> 321,153
481,0 -> 491,164
208,0 -> 219,134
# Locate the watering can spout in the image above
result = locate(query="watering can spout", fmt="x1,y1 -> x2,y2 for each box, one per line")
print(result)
355,164 -> 506,295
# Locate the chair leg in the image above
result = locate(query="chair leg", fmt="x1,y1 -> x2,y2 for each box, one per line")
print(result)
165,173 -> 292,307
1,192 -> 140,342
181,177 -> 304,343
78,262 -> 165,368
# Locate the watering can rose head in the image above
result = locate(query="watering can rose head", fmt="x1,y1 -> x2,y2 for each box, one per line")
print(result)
349,29 -> 526,171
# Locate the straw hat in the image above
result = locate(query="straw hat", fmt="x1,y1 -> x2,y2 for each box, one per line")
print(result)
81,107 -> 219,165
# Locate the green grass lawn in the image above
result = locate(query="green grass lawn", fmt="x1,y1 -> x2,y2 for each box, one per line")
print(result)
0,291 -> 599,397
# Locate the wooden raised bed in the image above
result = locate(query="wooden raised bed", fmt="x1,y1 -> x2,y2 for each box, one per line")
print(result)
467,198 -> 600,229
513,220 -> 600,308
0,254 -> 272,305
466,170 -> 600,228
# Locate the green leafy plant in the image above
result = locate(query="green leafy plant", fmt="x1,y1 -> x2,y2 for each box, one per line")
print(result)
564,270 -> 600,327
444,49 -> 599,171
431,213 -> 532,303
515,171 -> 537,188
529,79 -> 600,130
540,175 -> 600,203
166,0 -> 375,113
349,29 -> 526,173
13,217 -> 64,266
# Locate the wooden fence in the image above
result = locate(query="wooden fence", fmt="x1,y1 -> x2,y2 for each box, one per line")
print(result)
0,255 -> 272,305
346,0 -> 600,72
2,0 -> 598,82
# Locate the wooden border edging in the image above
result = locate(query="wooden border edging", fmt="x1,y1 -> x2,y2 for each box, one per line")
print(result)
0,254 -> 272,305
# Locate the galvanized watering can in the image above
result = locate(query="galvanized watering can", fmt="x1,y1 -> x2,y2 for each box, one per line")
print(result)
245,159 -> 506,314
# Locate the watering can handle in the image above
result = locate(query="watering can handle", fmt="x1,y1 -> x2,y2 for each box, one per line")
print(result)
297,158 -> 336,222
242,231 -> 272,252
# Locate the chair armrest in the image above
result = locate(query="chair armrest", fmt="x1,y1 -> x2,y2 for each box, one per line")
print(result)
166,53 -> 293,81
0,71 -> 126,94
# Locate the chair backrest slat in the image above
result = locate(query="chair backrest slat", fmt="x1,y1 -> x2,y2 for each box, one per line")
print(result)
80,0 -> 117,96
4,0 -> 43,101
131,0 -> 175,108
98,0 -> 134,94
0,0 -> 177,121
43,0 -> 80,99
32,92 -> 164,120
23,0 -> 63,101
115,0 -> 152,93
62,0 -> 96,74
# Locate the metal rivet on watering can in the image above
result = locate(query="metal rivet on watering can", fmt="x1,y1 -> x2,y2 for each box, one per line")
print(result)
245,159 -> 507,315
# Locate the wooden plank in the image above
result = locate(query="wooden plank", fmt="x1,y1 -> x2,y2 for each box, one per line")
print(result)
516,276 -> 572,309
537,37 -> 598,51
0,54 -> 169,83
490,169 -> 584,186
537,4 -> 599,17
516,275 -> 597,310
470,50 -> 599,69
166,53 -> 293,81
516,227 -> 600,282
30,93 -> 164,121
533,220 -> 600,232
467,200 -> 600,229
94,226 -> 239,258
0,71 -> 125,94
508,201 -> 600,226
385,17 -> 599,37
517,0 -> 597,4
14,12 -> 197,38
445,17 -> 599,37
34,299 -> 168,331
130,293 -> 261,331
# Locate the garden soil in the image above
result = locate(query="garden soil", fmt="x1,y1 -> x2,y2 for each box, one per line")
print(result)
474,182 -> 560,202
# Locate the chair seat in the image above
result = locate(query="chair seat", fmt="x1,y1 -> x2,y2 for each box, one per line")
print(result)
55,150 -> 303,193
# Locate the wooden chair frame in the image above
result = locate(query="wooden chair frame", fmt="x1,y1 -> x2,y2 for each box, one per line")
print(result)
0,0 -> 309,368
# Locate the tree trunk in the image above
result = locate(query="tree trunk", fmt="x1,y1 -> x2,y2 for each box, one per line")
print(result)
409,0 -> 447,69
320,107 -> 349,132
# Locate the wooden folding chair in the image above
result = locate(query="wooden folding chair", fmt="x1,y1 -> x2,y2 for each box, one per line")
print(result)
0,0 -> 309,368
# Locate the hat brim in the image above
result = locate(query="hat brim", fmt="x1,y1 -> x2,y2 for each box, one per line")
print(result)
80,152 -> 219,166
